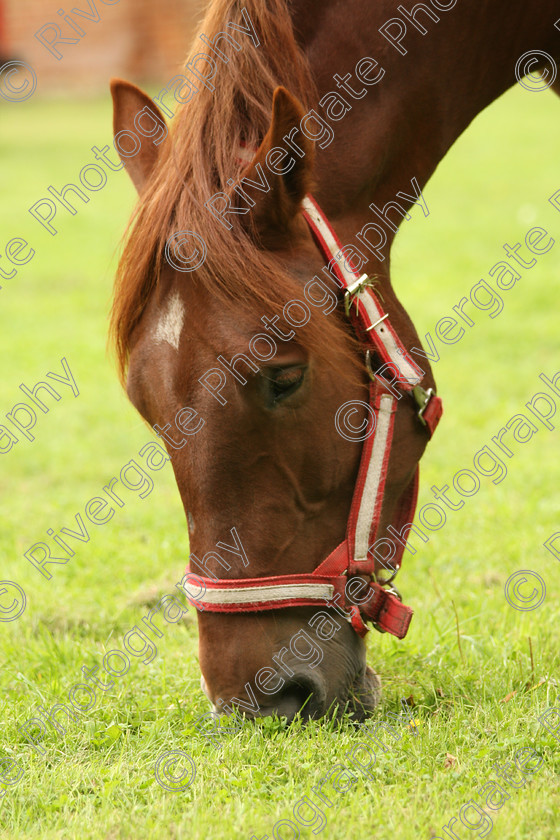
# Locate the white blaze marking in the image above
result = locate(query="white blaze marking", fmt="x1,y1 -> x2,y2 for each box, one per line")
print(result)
153,292 -> 185,350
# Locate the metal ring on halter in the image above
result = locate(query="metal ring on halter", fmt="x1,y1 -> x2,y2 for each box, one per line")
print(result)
413,384 -> 435,425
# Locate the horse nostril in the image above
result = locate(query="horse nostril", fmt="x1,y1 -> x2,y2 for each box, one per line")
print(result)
276,684 -> 311,719
261,675 -> 326,722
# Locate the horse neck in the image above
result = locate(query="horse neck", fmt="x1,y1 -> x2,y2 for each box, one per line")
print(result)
289,0 -> 560,250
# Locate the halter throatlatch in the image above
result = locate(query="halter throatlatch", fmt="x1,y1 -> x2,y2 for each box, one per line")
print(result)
186,193 -> 443,639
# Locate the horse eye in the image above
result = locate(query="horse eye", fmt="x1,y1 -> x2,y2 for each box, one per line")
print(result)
263,366 -> 306,404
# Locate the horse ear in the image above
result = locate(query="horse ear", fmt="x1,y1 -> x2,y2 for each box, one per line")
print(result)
110,78 -> 169,194
241,86 -> 315,244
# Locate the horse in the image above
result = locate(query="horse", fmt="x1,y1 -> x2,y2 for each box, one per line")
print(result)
110,0 -> 560,721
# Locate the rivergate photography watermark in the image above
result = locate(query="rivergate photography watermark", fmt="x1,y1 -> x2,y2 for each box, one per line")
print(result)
3,0 -> 560,835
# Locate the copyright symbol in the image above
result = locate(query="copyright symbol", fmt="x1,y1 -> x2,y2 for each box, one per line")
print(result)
164,230 -> 207,272
515,50 -> 557,92
504,570 -> 546,611
0,581 -> 27,622
335,400 -> 376,442
154,749 -> 196,792
0,60 -> 37,102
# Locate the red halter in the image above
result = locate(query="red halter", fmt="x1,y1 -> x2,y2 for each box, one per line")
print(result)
186,194 -> 443,639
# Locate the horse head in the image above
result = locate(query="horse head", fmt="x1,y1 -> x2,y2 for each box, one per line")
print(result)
110,1 -> 438,721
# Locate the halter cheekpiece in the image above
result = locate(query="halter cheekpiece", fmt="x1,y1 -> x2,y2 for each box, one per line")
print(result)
187,190 -> 443,639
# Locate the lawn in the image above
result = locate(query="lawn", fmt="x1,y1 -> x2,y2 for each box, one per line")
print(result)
0,83 -> 559,839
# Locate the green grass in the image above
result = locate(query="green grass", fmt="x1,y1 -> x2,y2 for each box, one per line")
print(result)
1,84 -> 560,839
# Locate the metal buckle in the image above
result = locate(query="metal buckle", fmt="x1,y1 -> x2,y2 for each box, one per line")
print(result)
344,274 -> 385,318
385,582 -> 402,601
413,385 -> 434,425
344,273 -> 370,317
346,273 -> 370,297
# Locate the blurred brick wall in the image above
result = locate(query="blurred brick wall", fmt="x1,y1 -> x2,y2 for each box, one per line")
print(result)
2,0 -> 207,93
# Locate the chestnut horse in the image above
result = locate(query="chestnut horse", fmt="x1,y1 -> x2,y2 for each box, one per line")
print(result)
110,0 -> 560,720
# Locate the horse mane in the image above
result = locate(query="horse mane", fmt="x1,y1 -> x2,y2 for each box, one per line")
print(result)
110,0 -> 360,383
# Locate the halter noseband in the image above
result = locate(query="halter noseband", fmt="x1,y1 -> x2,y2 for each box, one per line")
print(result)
186,193 -> 443,639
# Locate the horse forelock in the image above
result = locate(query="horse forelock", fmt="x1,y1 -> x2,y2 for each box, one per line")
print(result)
110,0 -> 360,385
